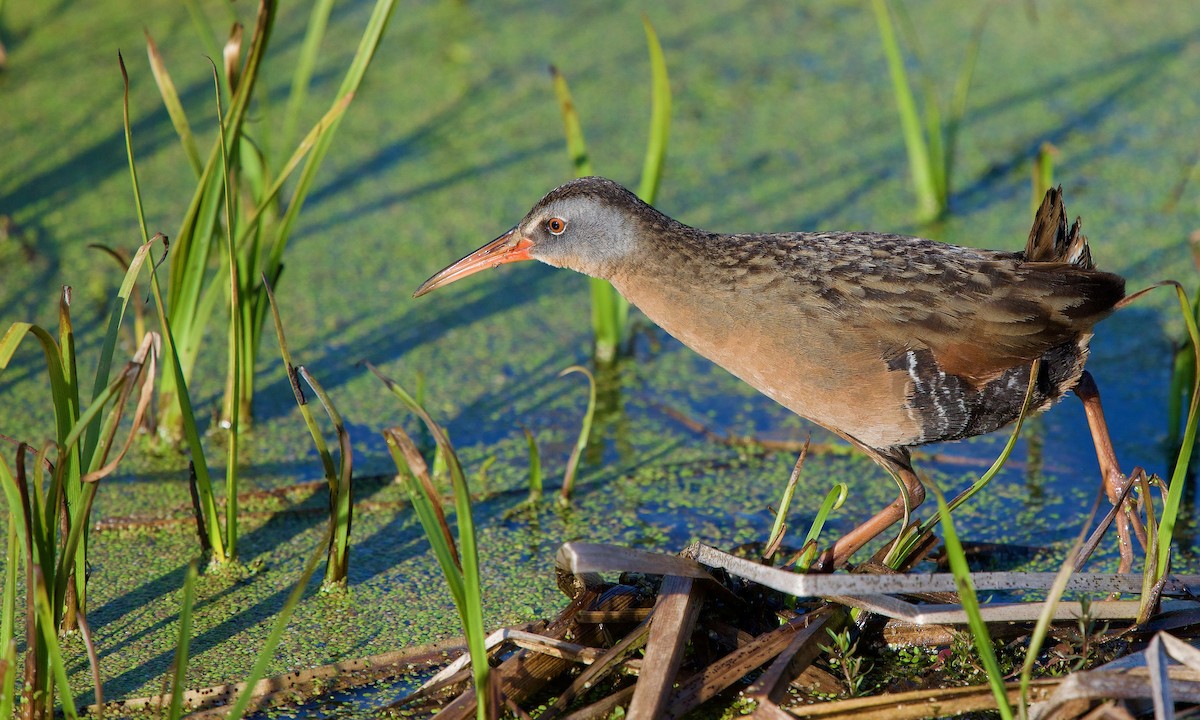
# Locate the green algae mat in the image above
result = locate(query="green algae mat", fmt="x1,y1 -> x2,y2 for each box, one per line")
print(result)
2,0 -> 1199,713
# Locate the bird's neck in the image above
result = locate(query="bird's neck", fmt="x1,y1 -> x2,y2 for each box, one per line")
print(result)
599,215 -> 713,287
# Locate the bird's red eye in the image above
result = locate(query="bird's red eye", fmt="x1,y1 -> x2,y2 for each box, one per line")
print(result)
546,217 -> 567,235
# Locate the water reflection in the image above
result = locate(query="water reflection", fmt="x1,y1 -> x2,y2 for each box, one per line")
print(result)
586,354 -> 635,466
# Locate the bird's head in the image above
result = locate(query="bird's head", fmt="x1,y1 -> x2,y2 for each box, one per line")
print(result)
413,176 -> 651,297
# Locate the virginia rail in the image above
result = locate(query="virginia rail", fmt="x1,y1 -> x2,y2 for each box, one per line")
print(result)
415,177 -> 1133,569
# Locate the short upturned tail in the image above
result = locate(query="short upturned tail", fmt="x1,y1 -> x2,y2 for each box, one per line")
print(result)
1025,185 -> 1094,268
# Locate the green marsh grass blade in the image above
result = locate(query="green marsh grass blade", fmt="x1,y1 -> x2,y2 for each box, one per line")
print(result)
1156,283 -> 1200,574
280,0 -> 335,155
524,428 -> 542,502
213,59 -> 243,560
589,278 -> 621,363
373,363 -> 489,718
2,516 -> 17,718
550,65 -> 593,176
0,638 -> 14,720
145,31 -> 202,176
268,0 -> 397,268
1,519 -> 15,642
872,0 -> 937,220
442,439 -> 489,720
385,428 -> 464,594
57,289 -> 80,438
927,481 -> 1013,720
33,569 -> 78,719
796,482 -> 848,570
168,562 -> 199,720
764,442 -> 809,562
265,274 -> 353,584
299,367 -> 353,585
1,324 -> 71,415
56,289 -> 85,630
558,365 -> 597,505
371,369 -> 479,581
265,279 -> 337,481
1032,143 -> 1056,216
148,262 -> 226,560
1168,335 -> 1193,454
120,49 -> 226,558
384,426 -> 490,720
922,85 -> 946,204
1167,243 -> 1199,457
637,14 -> 671,206
119,53 -> 150,246
80,237 -> 160,467
223,528 -> 329,720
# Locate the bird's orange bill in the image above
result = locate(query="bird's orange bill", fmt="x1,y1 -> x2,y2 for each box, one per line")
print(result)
412,228 -> 535,298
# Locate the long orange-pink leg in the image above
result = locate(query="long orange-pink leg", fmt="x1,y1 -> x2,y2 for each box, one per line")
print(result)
1075,371 -> 1146,573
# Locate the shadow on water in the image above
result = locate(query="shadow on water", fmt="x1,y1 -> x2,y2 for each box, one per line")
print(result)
584,357 -> 634,467
250,265 -> 576,422
949,29 -> 1200,216
299,69 -> 559,227
79,473 -> 409,703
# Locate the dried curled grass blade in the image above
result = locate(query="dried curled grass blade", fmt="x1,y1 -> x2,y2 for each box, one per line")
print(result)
80,332 -> 159,483
385,427 -> 459,570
